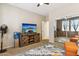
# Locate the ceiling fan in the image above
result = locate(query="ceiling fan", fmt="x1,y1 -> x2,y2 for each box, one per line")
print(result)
37,3 -> 49,7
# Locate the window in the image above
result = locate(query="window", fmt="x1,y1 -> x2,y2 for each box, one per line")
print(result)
71,20 -> 79,31
62,20 -> 69,31
62,19 -> 79,31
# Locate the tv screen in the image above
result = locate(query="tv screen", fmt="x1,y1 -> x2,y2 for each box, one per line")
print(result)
22,23 -> 37,33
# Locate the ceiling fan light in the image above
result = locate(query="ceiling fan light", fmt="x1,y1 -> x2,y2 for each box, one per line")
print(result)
40,3 -> 43,5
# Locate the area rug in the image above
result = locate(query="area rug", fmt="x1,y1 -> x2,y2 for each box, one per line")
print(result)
16,43 -> 65,56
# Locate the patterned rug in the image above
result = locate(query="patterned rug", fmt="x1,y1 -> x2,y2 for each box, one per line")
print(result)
16,43 -> 65,56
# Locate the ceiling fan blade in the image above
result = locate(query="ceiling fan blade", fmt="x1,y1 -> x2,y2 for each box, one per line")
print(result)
44,3 -> 49,5
37,4 -> 40,7
37,3 -> 49,7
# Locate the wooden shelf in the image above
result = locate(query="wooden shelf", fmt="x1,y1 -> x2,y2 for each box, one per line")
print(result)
19,33 -> 40,47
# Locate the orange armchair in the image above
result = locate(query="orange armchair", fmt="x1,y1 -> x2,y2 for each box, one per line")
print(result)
64,42 -> 78,56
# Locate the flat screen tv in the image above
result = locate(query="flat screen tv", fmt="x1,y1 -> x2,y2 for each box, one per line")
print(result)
22,23 -> 37,33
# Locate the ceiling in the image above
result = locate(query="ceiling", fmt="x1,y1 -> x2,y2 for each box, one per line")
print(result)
8,3 -> 75,16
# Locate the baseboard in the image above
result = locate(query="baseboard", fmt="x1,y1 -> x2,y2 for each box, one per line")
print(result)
0,45 -> 14,50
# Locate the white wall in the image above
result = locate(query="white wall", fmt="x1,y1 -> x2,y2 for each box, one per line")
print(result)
0,4 -> 45,48
49,3 -> 79,43
42,21 -> 49,40
0,4 -> 2,25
